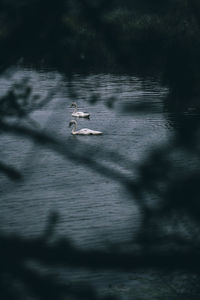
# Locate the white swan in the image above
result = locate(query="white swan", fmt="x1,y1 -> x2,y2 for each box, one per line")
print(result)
69,120 -> 103,135
70,102 -> 90,118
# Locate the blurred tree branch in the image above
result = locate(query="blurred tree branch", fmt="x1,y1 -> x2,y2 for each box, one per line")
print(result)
1,0 -> 200,299
0,120 -> 136,189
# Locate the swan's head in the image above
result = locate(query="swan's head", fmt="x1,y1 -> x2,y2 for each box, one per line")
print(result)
69,120 -> 77,127
70,102 -> 77,108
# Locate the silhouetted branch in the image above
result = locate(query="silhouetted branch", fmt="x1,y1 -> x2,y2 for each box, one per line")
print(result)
1,233 -> 200,273
0,161 -> 22,180
0,121 -> 138,191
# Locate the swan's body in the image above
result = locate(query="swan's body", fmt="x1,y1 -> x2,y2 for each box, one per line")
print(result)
69,120 -> 102,135
72,111 -> 90,118
70,102 -> 90,118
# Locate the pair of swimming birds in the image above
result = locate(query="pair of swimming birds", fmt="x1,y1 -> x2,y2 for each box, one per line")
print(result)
69,102 -> 103,135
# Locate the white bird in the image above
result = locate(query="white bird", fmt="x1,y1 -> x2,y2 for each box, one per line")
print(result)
69,120 -> 103,135
70,102 -> 90,118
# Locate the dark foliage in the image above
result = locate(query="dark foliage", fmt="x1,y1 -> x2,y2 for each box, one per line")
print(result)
1,0 -> 200,299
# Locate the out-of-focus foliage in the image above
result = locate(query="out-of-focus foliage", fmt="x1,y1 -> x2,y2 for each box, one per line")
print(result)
1,0 -> 200,299
0,0 -> 200,93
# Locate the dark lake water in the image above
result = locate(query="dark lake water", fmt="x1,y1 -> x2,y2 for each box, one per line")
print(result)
0,67 -> 194,295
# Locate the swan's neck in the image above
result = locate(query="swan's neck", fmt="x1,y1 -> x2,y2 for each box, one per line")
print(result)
72,122 -> 77,133
73,107 -> 77,113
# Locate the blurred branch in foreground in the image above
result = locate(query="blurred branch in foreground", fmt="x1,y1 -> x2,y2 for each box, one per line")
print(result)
1,0 -> 200,299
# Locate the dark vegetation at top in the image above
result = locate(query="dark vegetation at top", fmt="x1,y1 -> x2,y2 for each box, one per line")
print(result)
0,0 -> 200,97
1,0 -> 200,299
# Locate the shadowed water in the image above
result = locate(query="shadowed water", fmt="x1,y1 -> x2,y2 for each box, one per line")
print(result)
0,67 -> 187,291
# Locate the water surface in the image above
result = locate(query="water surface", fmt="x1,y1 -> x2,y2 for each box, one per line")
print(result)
0,68 -> 178,290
